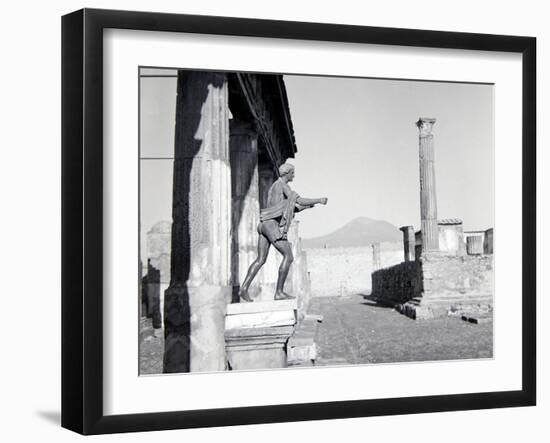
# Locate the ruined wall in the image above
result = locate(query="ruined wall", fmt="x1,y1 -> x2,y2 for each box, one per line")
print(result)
306,242 -> 403,297
421,254 -> 493,299
371,261 -> 423,305
372,254 -> 493,309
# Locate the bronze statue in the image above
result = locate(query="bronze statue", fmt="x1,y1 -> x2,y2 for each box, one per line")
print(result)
239,163 -> 327,302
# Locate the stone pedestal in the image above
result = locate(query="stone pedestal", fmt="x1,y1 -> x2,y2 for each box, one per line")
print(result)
225,300 -> 297,370
163,71 -> 231,373
395,253 -> 493,319
417,118 -> 439,252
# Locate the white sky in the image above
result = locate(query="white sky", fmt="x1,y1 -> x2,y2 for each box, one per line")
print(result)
140,71 -> 494,262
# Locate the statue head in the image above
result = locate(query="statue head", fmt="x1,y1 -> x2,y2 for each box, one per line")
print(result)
279,163 -> 295,182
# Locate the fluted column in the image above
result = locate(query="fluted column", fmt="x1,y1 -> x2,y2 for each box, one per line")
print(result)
163,71 -> 231,373
230,120 -> 260,301
416,118 -> 439,252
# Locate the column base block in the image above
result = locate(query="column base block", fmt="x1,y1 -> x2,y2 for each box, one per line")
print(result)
225,300 -> 297,370
163,283 -> 229,373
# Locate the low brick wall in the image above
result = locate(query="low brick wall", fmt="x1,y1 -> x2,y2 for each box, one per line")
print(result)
306,242 -> 403,297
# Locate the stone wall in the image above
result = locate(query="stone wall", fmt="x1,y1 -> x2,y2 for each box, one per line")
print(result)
306,242 -> 403,297
372,254 -> 493,314
371,261 -> 423,305
421,254 -> 493,301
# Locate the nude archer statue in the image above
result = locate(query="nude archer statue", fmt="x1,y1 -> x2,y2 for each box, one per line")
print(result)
239,163 -> 328,302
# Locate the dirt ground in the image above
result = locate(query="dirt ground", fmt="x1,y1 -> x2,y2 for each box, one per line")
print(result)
310,294 -> 493,366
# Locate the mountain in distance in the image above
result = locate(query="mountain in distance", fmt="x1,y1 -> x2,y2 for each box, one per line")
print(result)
302,217 -> 402,249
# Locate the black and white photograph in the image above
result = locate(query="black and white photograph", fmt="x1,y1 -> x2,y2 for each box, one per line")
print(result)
139,67 -> 494,375
2,0 -> 545,440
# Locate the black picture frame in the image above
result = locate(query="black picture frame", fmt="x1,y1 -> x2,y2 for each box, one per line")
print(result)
61,8 -> 536,435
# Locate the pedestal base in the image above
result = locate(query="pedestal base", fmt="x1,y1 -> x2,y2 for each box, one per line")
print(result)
225,300 -> 297,370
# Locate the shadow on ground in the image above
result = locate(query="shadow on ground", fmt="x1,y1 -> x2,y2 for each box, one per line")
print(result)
358,293 -> 395,309
36,410 -> 60,426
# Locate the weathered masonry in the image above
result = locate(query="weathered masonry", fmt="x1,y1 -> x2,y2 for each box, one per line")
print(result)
371,118 -> 494,320
163,71 -> 310,373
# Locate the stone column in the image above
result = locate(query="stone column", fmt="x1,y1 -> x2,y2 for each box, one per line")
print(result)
163,71 -> 231,373
400,226 -> 416,262
230,120 -> 260,302
372,243 -> 381,270
416,118 -> 439,252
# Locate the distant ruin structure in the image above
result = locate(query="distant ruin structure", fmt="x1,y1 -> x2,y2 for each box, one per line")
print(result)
400,226 -> 415,262
371,118 -> 494,320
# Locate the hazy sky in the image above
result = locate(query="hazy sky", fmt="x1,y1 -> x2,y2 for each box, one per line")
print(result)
140,70 -> 494,261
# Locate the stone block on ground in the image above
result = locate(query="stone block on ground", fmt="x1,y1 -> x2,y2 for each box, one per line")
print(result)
461,314 -> 493,324
226,325 -> 295,370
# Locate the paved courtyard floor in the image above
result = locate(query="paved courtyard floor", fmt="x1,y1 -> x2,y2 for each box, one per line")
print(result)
309,294 -> 493,366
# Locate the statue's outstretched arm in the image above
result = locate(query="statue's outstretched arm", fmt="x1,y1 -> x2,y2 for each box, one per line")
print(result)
296,196 -> 328,206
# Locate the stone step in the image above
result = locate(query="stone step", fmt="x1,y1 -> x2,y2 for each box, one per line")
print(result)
225,310 -> 296,330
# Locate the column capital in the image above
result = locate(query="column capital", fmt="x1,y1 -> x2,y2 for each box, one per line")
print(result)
416,118 -> 436,137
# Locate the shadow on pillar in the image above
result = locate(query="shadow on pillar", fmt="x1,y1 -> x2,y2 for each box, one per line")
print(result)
163,71 -> 227,374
